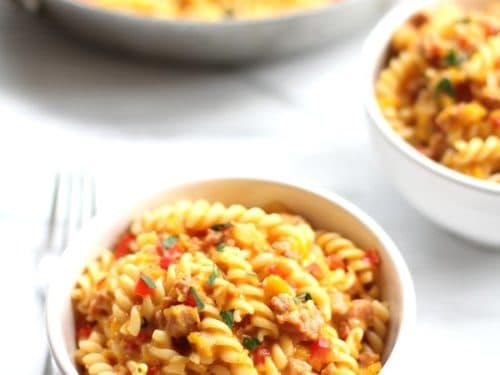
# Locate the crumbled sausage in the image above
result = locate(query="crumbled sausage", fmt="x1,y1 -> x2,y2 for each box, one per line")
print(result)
270,294 -> 324,341
284,358 -> 314,375
272,241 -> 298,260
162,305 -> 200,338
347,300 -> 374,322
167,277 -> 190,302
409,12 -> 429,28
329,289 -> 349,316
358,352 -> 380,368
204,229 -> 225,246
270,294 -> 294,314
88,290 -> 112,320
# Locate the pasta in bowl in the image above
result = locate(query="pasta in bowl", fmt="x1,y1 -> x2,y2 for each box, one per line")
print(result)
364,0 -> 500,246
45,178 -> 415,375
74,0 -> 340,21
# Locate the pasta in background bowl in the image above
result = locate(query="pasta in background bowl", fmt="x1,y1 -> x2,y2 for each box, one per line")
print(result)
364,0 -> 500,247
45,178 -> 415,375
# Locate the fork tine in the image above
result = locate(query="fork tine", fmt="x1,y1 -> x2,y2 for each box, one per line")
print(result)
45,172 -> 61,251
84,174 -> 97,224
76,174 -> 85,231
90,175 -> 97,218
60,173 -> 74,251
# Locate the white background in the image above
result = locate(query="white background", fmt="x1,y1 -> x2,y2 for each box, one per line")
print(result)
1,0 -> 499,373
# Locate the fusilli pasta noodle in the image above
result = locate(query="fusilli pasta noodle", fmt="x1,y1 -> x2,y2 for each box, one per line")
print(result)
78,0 -> 342,22
375,3 -> 500,183
72,200 -> 388,374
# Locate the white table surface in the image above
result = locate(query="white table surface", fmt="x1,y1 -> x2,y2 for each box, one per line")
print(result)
1,1 -> 500,374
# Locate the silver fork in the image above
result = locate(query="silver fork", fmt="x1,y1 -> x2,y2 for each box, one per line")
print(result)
37,172 -> 96,375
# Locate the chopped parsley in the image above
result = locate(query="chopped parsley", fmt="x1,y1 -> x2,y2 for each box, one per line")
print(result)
220,310 -> 235,328
189,287 -> 205,310
443,50 -> 464,66
435,78 -> 456,98
208,266 -> 221,286
245,271 -> 257,277
216,243 -> 226,252
211,223 -> 233,232
242,336 -> 261,351
162,235 -> 178,250
224,8 -> 235,19
294,292 -> 312,303
140,274 -> 156,289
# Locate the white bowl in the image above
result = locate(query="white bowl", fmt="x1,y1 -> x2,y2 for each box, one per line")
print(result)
40,0 -> 394,63
46,177 -> 416,374
363,0 -> 500,248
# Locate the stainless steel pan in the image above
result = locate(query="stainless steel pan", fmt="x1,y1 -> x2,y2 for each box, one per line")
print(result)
36,0 -> 394,63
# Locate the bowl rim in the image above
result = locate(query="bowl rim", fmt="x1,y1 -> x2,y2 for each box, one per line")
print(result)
45,176 -> 417,375
362,0 -> 500,196
46,0 -> 382,27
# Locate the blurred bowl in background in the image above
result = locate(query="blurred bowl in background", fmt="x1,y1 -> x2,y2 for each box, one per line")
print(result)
41,0 -> 395,64
363,0 -> 500,248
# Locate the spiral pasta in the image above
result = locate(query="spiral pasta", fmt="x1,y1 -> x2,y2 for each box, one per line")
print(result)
72,200 -> 388,374
375,3 -> 500,183
78,0 -> 337,22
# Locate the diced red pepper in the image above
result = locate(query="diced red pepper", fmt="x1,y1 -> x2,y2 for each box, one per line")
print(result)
77,324 -> 93,340
124,328 -> 153,353
159,250 -> 181,270
458,36 -> 469,49
114,232 -> 134,259
364,248 -> 381,266
169,242 -> 184,253
252,345 -> 270,365
310,337 -> 331,364
147,364 -> 161,375
491,116 -> 500,129
327,254 -> 346,271
135,276 -> 154,297
307,263 -> 324,279
156,241 -> 164,256
483,21 -> 500,36
185,290 -> 196,307
157,240 -> 184,256
267,264 -> 289,278
137,327 -> 153,344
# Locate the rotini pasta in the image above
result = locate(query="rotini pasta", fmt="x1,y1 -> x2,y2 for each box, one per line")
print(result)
78,0 -> 343,22
72,200 -> 388,374
375,3 -> 500,183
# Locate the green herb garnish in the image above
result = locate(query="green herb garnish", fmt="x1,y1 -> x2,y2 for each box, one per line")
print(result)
435,78 -> 456,98
141,317 -> 148,329
189,287 -> 205,310
294,292 -> 312,303
224,8 -> 235,18
140,274 -> 156,289
443,50 -> 464,66
245,271 -> 257,277
211,223 -> 233,232
242,336 -> 261,351
220,310 -> 235,328
162,235 -> 178,250
208,266 -> 221,286
216,243 -> 226,252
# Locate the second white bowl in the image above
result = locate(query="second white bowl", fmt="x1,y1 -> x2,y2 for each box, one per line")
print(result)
363,0 -> 500,248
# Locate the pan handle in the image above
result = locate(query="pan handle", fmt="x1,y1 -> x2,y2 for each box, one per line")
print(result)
18,0 -> 42,12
